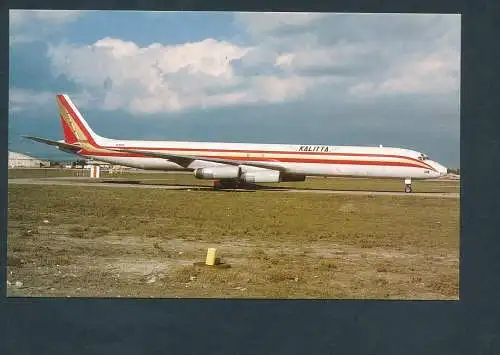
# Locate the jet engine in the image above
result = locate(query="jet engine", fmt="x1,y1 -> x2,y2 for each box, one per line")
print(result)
194,166 -> 241,180
241,170 -> 281,183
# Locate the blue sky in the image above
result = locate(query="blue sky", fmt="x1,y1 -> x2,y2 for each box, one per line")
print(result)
9,11 -> 461,167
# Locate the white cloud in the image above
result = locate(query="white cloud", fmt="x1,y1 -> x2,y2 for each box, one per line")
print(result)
10,9 -> 85,25
8,87 -> 94,114
47,36 -> 313,113
9,88 -> 55,113
237,12 -> 460,98
273,42 -> 377,74
40,12 -> 459,114
234,12 -> 329,37
349,48 -> 460,97
9,10 -> 85,44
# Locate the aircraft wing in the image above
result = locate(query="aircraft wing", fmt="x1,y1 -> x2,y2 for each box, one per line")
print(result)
108,147 -> 287,172
22,135 -> 81,152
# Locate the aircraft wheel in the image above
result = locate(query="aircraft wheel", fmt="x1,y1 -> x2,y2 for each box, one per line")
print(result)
405,185 -> 412,193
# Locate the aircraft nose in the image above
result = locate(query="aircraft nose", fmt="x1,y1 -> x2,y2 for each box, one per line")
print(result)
427,160 -> 448,176
437,163 -> 448,176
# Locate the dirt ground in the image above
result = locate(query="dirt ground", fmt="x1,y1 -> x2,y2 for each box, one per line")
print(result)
7,177 -> 459,299
6,234 -> 458,299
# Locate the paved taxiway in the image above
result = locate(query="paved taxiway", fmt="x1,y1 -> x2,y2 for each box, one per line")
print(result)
8,177 -> 460,199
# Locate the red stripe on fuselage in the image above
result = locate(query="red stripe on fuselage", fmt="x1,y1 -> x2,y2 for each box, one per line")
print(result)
98,145 -> 423,162
81,143 -> 431,169
78,150 -> 431,170
80,146 -> 433,170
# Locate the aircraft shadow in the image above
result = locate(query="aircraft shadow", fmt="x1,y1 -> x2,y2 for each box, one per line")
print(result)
97,179 -> 448,194
101,179 -> 207,188
253,185 -> 448,194
230,184 -> 450,194
101,179 -> 142,184
99,179 -> 256,192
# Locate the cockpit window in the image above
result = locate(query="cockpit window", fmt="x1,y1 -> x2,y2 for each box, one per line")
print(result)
418,153 -> 428,161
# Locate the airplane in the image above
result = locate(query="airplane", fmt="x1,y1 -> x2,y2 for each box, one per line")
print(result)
23,94 -> 448,192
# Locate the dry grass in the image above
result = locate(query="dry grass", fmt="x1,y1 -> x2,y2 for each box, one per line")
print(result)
7,177 -> 459,299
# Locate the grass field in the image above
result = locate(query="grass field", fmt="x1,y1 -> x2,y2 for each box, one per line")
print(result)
7,171 -> 460,299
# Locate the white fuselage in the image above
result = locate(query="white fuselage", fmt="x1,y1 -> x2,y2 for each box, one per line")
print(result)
74,136 -> 447,180
28,93 -> 447,189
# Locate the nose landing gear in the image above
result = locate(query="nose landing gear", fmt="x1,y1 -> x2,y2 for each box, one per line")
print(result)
404,178 -> 412,193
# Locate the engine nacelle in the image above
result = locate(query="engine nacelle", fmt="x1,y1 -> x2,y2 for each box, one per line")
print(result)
194,166 -> 241,180
241,170 -> 281,183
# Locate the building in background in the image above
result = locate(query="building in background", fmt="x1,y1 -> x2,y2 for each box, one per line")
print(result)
8,151 -> 50,168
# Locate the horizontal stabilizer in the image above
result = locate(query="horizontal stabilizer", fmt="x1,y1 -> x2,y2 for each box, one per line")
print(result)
22,135 -> 81,152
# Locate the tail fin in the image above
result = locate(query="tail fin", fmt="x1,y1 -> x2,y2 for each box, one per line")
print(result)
56,94 -> 105,147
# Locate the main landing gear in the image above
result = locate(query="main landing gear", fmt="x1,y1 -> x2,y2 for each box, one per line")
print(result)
212,180 -> 258,190
213,180 -> 240,190
404,178 -> 412,193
